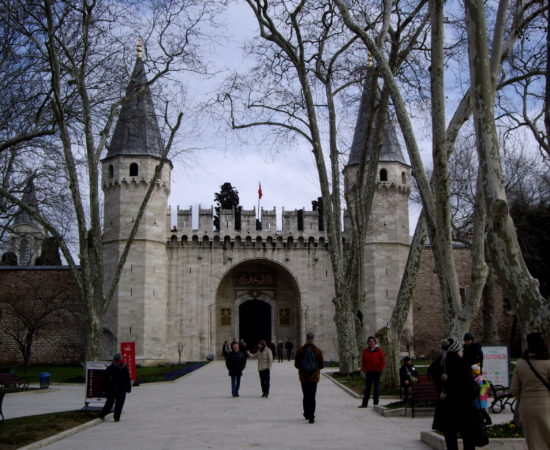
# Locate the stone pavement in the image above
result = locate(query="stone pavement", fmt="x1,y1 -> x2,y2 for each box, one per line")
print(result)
5,361 -> 513,449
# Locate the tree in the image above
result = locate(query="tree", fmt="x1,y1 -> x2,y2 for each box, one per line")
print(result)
333,0 -> 547,385
0,0 -> 221,359
0,273 -> 80,371
217,0 -> 430,373
214,182 -> 240,231
464,0 -> 550,338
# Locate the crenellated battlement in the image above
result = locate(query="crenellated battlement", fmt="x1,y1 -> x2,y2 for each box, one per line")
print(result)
169,205 -> 326,243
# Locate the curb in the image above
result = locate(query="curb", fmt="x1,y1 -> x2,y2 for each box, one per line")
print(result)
17,417 -> 102,450
322,371 -> 361,398
420,431 -> 526,450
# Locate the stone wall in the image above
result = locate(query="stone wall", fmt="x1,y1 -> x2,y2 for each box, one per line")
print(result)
0,267 -> 86,365
412,246 -> 516,357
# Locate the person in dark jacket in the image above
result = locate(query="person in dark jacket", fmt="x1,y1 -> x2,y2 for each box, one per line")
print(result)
226,341 -> 247,397
100,353 -> 132,422
463,333 -> 484,370
294,332 -> 324,423
429,337 -> 479,450
285,339 -> 294,361
277,341 -> 284,363
399,356 -> 418,402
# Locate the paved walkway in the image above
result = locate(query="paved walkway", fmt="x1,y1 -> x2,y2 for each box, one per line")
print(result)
5,361 -> 513,449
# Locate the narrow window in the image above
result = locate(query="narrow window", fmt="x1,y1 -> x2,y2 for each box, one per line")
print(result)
380,168 -> 388,182
401,171 -> 406,184
108,165 -> 114,179
129,162 -> 139,177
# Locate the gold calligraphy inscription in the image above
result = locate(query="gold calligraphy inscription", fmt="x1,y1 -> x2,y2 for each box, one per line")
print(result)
221,308 -> 232,326
279,308 -> 290,326
235,272 -> 275,287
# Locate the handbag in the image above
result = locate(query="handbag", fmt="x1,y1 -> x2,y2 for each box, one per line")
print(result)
472,410 -> 489,447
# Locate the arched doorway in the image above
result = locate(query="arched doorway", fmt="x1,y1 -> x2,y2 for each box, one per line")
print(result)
239,299 -> 271,347
214,258 -> 302,358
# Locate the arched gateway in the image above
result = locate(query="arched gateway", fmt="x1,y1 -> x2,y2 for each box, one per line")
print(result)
215,259 -> 301,356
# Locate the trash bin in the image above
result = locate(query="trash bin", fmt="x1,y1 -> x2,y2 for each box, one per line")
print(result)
39,372 -> 50,388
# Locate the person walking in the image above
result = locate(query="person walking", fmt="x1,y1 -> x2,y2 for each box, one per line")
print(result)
277,341 -> 284,363
463,333 -> 484,370
222,340 -> 230,361
359,336 -> 386,408
285,339 -> 294,361
99,353 -> 132,422
294,332 -> 324,424
429,337 -> 479,450
247,340 -> 273,397
226,341 -> 247,397
399,356 -> 418,402
511,332 -> 550,450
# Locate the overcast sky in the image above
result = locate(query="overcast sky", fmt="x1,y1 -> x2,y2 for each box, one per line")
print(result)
165,3 -> 423,231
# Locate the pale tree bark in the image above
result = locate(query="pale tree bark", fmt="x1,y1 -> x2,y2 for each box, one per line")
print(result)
464,0 -> 550,338
482,266 -> 500,345
334,0 -> 536,386
226,0 -> 429,373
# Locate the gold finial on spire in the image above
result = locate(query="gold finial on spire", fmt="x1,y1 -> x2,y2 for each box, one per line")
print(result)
367,53 -> 373,68
137,37 -> 143,59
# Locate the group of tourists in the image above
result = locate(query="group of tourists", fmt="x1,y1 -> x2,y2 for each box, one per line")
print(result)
224,333 -> 324,423
427,332 -> 549,450
99,330 -> 549,447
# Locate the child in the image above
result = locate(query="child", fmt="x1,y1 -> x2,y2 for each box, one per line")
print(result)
472,364 -> 492,425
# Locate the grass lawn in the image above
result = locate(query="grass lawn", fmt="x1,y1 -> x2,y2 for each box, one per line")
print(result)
1,362 -> 209,384
328,372 -> 401,396
0,410 -> 98,450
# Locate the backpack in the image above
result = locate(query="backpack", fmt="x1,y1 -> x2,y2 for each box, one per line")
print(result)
301,346 -> 318,372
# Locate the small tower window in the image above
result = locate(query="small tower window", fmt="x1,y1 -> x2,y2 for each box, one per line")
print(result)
129,162 -> 139,177
108,165 -> 114,179
380,168 -> 388,182
19,238 -> 30,265
401,171 -> 406,184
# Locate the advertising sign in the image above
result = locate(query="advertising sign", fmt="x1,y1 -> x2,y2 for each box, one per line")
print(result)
483,346 -> 510,386
84,361 -> 109,407
121,341 -> 137,381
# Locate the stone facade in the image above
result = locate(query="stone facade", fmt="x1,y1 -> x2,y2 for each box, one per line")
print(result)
412,246 -> 515,356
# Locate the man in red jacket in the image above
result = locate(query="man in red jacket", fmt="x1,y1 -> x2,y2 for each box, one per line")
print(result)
359,336 -> 386,408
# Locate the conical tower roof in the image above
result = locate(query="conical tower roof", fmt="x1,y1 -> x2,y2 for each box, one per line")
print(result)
105,56 -> 164,160
347,72 -> 407,167
14,177 -> 39,226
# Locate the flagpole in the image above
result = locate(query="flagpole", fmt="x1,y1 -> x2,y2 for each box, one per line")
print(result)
257,181 -> 261,220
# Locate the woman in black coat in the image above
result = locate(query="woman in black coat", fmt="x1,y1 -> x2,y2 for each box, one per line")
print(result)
226,341 -> 247,397
429,338 -> 479,450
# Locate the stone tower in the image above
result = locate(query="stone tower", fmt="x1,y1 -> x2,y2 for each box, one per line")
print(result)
343,74 -> 411,337
10,178 -> 44,265
101,51 -> 171,364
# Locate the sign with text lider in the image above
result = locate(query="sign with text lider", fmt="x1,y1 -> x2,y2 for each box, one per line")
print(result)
482,346 -> 510,386
121,341 -> 136,381
85,361 -> 109,404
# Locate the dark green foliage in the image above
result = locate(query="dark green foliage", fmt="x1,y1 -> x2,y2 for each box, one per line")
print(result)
214,182 -> 240,231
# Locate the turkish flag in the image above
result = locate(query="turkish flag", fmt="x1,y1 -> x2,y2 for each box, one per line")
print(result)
258,182 -> 263,199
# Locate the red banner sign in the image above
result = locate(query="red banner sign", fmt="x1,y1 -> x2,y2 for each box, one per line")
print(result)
121,341 -> 136,381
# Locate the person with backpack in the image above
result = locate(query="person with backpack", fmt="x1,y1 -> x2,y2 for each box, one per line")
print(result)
294,332 -> 324,423
359,336 -> 386,408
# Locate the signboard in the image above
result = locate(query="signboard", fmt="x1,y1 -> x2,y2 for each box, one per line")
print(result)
84,361 -> 109,406
121,341 -> 137,381
483,346 -> 510,386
